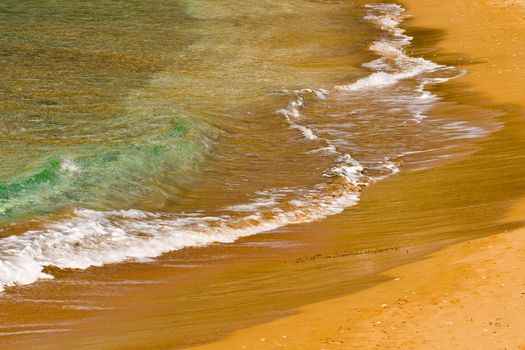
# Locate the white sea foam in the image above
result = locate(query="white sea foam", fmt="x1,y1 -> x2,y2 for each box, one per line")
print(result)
226,198 -> 279,212
324,154 -> 366,187
60,157 -> 80,172
0,329 -> 72,337
336,7 -> 446,93
307,145 -> 338,155
277,96 -> 319,140
0,186 -> 362,291
442,121 -> 488,139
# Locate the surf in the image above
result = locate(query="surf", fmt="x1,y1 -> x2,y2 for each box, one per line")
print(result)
0,3 -> 491,292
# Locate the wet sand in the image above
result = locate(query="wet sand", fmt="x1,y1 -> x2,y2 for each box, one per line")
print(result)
189,226 -> 525,350
185,0 -> 525,348
2,0 -> 525,349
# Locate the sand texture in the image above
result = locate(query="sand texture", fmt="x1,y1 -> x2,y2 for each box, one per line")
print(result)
190,226 -> 525,349
188,0 -> 525,348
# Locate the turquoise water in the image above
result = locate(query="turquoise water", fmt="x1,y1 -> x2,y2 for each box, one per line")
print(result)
0,0 -> 213,220
0,119 -> 210,219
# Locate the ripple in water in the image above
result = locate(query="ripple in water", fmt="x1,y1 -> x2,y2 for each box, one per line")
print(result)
0,3 -> 492,292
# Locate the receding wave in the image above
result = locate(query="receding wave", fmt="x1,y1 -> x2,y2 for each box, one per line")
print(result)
0,3 -> 489,292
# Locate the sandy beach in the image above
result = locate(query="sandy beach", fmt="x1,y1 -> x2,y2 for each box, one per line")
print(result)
2,0 -> 525,349
189,228 -> 525,349
186,0 -> 525,348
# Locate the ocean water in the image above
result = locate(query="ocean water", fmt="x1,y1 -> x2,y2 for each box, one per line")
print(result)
0,1 -> 491,291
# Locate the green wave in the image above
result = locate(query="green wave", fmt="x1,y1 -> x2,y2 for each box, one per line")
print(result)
0,121 -> 210,220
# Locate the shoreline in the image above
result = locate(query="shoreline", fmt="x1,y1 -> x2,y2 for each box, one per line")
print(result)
2,0 -> 525,349
189,228 -> 525,349
185,0 -> 525,348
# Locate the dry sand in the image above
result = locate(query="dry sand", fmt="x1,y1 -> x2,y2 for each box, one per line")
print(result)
188,0 -> 525,349
190,226 -> 525,350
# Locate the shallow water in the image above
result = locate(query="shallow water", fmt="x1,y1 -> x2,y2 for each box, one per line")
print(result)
0,0 -> 492,292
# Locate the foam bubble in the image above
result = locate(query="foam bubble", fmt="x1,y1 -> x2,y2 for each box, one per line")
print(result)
277,96 -> 319,140
60,157 -> 80,172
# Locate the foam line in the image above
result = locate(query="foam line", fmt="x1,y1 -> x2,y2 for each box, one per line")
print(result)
0,3 -> 470,292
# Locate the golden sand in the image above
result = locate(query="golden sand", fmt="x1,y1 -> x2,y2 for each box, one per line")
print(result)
189,227 -> 525,349
186,0 -> 525,348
